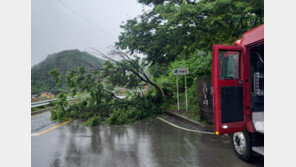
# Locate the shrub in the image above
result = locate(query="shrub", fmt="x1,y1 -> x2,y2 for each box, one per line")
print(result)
106,108 -> 130,125
82,115 -> 101,126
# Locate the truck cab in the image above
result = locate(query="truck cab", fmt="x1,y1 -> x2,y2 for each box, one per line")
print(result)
212,24 -> 264,161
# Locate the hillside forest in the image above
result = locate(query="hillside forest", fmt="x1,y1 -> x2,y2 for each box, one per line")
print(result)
31,50 -> 104,95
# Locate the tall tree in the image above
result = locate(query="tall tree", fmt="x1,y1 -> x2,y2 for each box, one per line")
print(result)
116,0 -> 264,71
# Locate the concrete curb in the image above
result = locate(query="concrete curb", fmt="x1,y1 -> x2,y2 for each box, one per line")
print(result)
166,111 -> 214,131
31,107 -> 53,115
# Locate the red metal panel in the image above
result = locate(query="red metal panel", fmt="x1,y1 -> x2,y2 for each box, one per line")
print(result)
243,45 -> 255,133
212,45 -> 246,135
240,24 -> 264,47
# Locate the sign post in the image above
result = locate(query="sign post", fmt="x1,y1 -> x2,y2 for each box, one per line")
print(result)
176,75 -> 179,111
185,74 -> 188,110
173,68 -> 189,111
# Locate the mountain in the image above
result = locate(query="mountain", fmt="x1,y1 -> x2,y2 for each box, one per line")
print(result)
31,49 -> 105,95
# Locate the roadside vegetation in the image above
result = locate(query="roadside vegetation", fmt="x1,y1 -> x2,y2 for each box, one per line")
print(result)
47,0 -> 263,125
49,48 -> 167,125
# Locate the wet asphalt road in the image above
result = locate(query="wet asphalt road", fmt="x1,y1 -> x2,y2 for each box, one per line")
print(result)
32,111 -> 263,167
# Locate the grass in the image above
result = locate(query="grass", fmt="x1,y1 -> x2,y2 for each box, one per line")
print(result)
167,103 -> 201,122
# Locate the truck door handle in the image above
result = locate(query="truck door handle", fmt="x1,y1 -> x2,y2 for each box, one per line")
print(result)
239,80 -> 244,84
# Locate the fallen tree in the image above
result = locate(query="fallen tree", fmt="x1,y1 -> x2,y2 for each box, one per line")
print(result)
49,48 -> 167,126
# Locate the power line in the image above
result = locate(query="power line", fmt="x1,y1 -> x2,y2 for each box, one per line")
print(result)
56,0 -> 116,40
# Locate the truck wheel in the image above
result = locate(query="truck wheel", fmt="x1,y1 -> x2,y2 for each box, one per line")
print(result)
230,130 -> 252,162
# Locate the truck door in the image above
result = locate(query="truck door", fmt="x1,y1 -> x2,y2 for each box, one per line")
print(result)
212,45 -> 245,135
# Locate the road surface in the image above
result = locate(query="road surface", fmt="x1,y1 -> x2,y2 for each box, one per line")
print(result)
32,111 -> 263,167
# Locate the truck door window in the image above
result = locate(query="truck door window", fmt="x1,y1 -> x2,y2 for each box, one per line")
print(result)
219,51 -> 240,80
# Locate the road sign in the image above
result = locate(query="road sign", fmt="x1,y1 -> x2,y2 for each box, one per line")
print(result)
173,68 -> 189,75
173,67 -> 189,111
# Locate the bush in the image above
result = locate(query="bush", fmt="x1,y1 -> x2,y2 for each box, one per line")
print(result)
50,93 -> 71,121
106,108 -> 130,125
51,109 -> 67,121
82,115 -> 101,126
105,90 -> 165,125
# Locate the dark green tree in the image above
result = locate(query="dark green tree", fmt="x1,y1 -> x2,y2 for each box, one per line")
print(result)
116,0 -> 263,72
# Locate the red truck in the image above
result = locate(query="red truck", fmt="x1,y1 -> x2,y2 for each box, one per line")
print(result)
212,24 -> 264,161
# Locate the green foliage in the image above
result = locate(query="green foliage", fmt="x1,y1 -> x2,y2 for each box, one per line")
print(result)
164,84 -> 201,122
106,91 -> 165,125
185,84 -> 201,121
101,55 -> 150,90
49,68 -> 62,86
50,92 -> 69,121
106,108 -> 131,125
82,115 -> 101,126
155,51 -> 211,97
117,0 -> 263,69
31,49 -> 104,95
49,55 -> 166,126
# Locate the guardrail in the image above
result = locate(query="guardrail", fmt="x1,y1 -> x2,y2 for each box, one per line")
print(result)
31,97 -> 72,108
31,94 -> 123,108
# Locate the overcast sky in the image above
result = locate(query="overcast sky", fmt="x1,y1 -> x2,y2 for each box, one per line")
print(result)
32,0 -> 149,67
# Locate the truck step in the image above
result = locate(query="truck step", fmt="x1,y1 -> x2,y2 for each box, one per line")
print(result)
252,112 -> 264,134
252,146 -> 264,156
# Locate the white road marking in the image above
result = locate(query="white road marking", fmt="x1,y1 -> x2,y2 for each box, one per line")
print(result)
157,117 -> 214,135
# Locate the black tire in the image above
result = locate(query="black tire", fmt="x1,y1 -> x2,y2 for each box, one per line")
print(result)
230,130 -> 253,162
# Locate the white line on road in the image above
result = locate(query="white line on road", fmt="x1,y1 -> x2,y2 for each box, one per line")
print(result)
157,117 -> 214,135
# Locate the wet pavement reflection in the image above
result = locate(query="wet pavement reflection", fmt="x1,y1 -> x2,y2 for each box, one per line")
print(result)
32,112 -> 263,167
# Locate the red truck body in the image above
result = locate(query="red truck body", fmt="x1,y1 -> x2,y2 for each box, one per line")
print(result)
212,24 -> 264,135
